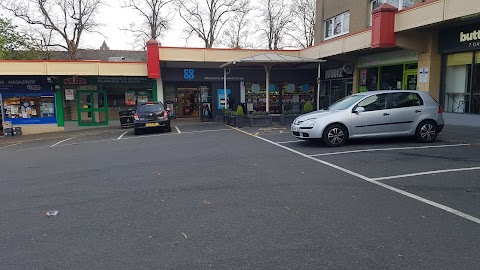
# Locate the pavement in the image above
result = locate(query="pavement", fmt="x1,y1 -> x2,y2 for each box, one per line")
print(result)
0,120 -> 479,269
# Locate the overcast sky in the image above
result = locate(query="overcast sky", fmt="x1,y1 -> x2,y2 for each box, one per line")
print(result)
84,0 -> 197,50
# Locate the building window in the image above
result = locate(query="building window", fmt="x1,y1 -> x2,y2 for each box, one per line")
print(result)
324,12 -> 350,40
370,0 -> 415,26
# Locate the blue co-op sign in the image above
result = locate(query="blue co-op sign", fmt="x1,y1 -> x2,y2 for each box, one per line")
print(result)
184,69 -> 195,80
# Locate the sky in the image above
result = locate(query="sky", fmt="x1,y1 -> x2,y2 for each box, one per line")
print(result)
5,0 -> 204,51
83,0 -> 197,50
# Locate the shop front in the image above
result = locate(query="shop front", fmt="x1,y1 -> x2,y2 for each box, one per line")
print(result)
59,76 -> 154,126
319,62 -> 354,109
160,66 -> 317,118
439,22 -> 480,115
0,76 -> 62,135
358,50 -> 418,92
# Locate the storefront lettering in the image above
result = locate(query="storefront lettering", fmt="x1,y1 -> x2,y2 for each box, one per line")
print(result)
97,77 -> 147,84
1,80 -> 37,85
204,76 -> 245,81
469,41 -> 480,48
64,78 -> 87,85
26,85 -> 42,91
325,68 -> 344,79
460,30 -> 480,42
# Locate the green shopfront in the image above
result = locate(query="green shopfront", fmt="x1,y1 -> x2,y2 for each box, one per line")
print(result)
358,50 -> 419,92
58,76 -> 155,126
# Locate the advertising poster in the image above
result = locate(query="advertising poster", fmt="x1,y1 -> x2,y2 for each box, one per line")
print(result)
359,69 -> 367,86
217,89 -> 231,109
125,91 -> 136,106
65,89 -> 75,100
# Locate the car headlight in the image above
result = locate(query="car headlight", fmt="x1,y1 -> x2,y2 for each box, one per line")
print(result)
301,118 -> 316,127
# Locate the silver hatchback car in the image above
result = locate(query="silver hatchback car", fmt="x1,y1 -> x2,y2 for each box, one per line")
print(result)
291,90 -> 444,147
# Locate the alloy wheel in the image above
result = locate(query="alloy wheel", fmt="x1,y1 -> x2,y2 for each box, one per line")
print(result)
328,128 -> 344,145
420,124 -> 436,141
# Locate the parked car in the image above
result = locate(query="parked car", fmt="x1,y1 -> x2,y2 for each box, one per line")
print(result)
291,90 -> 444,147
134,102 -> 171,135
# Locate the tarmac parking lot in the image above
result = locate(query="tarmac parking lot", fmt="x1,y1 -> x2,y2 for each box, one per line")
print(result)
1,121 -> 479,269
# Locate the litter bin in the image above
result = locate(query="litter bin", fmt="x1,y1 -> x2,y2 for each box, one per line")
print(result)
119,110 -> 135,128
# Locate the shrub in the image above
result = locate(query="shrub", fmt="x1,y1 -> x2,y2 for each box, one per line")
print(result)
222,108 -> 232,115
235,105 -> 244,116
303,101 -> 314,113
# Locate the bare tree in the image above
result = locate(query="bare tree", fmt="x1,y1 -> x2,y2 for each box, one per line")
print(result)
121,0 -> 173,49
222,1 -> 252,48
290,0 -> 315,48
258,0 -> 293,50
175,0 -> 248,48
0,0 -> 104,60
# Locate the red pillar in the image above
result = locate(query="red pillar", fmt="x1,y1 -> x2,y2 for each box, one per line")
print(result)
146,39 -> 161,79
371,4 -> 398,49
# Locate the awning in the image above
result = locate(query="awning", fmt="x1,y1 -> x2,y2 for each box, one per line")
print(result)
220,53 -> 326,112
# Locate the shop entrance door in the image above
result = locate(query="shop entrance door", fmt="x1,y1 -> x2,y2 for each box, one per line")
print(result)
77,90 -> 108,126
403,71 -> 418,90
176,87 -> 200,118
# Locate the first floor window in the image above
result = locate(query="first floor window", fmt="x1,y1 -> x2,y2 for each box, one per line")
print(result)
324,12 -> 350,40
370,0 -> 415,25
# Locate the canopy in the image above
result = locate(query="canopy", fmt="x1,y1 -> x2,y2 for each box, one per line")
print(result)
220,53 -> 326,112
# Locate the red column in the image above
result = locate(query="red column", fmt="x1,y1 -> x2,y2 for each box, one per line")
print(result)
146,39 -> 161,79
371,4 -> 398,49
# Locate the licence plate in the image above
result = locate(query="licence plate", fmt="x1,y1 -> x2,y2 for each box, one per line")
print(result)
145,123 -> 159,127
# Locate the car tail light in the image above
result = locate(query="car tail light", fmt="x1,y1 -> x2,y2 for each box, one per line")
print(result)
134,113 -> 139,120
163,111 -> 168,118
438,105 -> 443,114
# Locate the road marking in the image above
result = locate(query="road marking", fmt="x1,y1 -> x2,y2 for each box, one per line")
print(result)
254,132 -> 259,136
373,167 -> 480,181
277,140 -> 303,144
117,131 -> 128,140
230,126 -> 480,225
50,137 -> 75,147
0,142 -> 22,150
310,143 -> 470,157
175,126 -> 181,134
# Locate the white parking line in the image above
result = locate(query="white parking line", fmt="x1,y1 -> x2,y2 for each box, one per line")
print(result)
175,126 -> 181,134
277,140 -> 303,144
231,127 -> 480,225
0,142 -> 22,150
50,137 -> 75,147
310,144 -> 470,157
372,167 -> 480,181
117,131 -> 128,140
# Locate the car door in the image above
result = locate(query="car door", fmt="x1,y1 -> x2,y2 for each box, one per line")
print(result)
389,92 -> 424,135
350,93 -> 391,137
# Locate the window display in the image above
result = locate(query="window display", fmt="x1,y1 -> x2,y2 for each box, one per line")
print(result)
2,94 -> 56,124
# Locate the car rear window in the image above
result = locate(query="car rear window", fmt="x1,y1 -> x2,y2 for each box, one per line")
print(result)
138,103 -> 163,113
391,92 -> 423,108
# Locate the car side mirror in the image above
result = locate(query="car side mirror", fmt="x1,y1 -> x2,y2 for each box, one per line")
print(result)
353,106 -> 365,113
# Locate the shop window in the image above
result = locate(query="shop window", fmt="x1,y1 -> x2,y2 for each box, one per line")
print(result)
324,12 -> 350,40
3,94 -> 56,124
380,65 -> 403,90
360,67 -> 379,91
472,52 -> 480,114
444,52 -> 473,113
370,0 -> 415,26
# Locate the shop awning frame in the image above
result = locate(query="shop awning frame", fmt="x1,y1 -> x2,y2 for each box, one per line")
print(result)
220,53 -> 326,111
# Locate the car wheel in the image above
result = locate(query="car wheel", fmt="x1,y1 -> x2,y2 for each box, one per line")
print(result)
165,126 -> 172,132
134,129 -> 141,135
322,124 -> 348,147
415,120 -> 438,143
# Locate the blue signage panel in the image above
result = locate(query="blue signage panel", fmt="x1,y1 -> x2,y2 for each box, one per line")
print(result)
0,76 -> 52,93
217,89 -> 231,109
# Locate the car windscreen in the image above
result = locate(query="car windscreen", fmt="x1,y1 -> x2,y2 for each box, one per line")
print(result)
328,94 -> 367,110
138,104 -> 164,113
